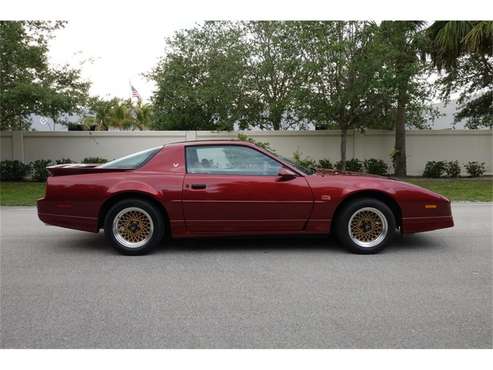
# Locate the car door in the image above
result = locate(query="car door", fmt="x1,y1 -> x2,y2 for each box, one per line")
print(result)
182,144 -> 313,234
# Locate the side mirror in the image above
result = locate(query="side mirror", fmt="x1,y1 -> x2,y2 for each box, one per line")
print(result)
278,167 -> 297,180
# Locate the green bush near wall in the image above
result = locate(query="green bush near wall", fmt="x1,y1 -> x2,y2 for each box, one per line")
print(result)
31,159 -> 53,182
0,160 -> 31,181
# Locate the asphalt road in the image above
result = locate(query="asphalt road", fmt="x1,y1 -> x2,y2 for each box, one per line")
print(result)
0,203 -> 491,348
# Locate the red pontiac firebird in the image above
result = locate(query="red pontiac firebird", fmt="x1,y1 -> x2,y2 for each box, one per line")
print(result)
37,140 -> 454,255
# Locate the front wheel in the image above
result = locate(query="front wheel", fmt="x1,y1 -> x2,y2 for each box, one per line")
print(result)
104,199 -> 165,255
335,198 -> 396,254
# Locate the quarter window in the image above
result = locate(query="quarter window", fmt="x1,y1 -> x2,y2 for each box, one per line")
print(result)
186,145 -> 282,176
98,147 -> 161,169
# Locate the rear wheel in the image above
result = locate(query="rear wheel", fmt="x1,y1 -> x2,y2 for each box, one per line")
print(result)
335,198 -> 396,254
104,199 -> 165,255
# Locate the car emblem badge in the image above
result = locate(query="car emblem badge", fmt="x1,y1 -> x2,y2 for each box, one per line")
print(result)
321,194 -> 331,201
173,162 -> 179,168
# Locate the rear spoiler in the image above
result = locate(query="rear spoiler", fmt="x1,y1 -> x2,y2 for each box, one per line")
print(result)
47,163 -> 129,177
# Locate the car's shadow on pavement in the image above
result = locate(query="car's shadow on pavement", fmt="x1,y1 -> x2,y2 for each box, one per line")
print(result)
63,230 -> 444,256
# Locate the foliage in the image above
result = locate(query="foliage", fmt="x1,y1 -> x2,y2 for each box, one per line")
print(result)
427,21 -> 493,128
423,160 -> 447,178
237,133 -> 276,152
317,159 -> 334,169
81,157 -> 108,164
292,150 -> 317,172
0,160 -> 31,181
149,22 -> 248,130
297,22 -> 387,168
55,158 -> 73,164
377,21 -> 438,176
82,97 -> 152,131
0,21 -> 89,130
336,158 -> 363,172
241,21 -> 307,130
464,161 -> 486,177
364,159 -> 389,176
444,160 -> 461,178
31,159 -> 53,181
427,21 -> 493,70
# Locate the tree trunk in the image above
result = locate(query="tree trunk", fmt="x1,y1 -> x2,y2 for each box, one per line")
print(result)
340,128 -> 347,170
271,109 -> 282,130
394,87 -> 407,176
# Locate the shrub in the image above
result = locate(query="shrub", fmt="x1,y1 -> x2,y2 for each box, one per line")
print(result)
364,158 -> 389,176
336,158 -> 363,172
55,158 -> 73,164
423,160 -> 447,178
465,161 -> 486,177
82,157 -> 108,164
0,160 -> 31,181
445,160 -> 461,178
292,150 -> 317,171
31,159 -> 53,182
318,159 -> 334,169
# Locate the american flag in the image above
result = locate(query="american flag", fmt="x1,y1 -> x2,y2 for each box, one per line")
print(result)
130,84 -> 142,101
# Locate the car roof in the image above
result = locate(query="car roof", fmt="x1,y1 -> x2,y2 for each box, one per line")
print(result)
166,139 -> 257,148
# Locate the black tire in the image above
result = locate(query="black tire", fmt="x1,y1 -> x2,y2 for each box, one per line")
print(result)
334,198 -> 396,254
104,198 -> 166,255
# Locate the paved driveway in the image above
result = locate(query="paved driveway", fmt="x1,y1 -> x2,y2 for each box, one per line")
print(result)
0,203 -> 491,348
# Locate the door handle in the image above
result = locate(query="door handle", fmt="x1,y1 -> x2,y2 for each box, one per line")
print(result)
190,183 -> 207,190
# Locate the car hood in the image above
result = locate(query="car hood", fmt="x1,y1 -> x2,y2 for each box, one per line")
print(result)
307,169 -> 449,202
312,169 -> 390,179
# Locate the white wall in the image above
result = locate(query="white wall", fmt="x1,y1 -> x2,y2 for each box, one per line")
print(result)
1,130 -> 492,176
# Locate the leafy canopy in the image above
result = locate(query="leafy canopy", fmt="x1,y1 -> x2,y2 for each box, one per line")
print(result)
0,21 -> 89,130
427,21 -> 493,128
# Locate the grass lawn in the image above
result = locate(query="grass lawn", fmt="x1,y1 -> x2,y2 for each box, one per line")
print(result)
0,182 -> 46,206
0,177 -> 492,206
400,177 -> 493,202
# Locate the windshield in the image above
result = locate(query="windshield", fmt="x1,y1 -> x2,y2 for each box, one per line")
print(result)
258,146 -> 316,175
277,155 -> 316,175
98,147 -> 162,169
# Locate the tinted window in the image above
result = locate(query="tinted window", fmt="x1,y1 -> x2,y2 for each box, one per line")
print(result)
186,145 -> 281,176
98,147 -> 161,169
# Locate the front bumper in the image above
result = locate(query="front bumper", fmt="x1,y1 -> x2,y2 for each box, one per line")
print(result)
401,215 -> 454,234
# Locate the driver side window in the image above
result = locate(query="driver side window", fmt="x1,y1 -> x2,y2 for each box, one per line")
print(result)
186,145 -> 282,176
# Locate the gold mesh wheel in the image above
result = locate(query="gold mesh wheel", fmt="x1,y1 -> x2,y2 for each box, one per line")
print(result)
112,207 -> 154,248
348,207 -> 388,248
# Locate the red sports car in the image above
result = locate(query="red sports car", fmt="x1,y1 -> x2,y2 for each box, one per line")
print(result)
37,140 -> 454,255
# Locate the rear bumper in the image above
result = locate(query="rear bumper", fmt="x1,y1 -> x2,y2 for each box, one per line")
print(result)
401,215 -> 454,234
37,199 -> 99,233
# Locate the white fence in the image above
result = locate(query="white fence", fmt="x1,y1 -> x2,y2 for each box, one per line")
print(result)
1,130 -> 492,176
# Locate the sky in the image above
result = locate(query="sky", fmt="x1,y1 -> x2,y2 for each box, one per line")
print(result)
48,19 -> 198,102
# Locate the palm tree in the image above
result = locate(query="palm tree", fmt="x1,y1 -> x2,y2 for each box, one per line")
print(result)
427,21 -> 492,129
133,102 -> 153,130
82,97 -> 119,130
82,98 -> 152,131
427,21 -> 493,69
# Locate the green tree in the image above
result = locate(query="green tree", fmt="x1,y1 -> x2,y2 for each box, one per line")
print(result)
82,97 -> 152,131
297,21 -> 384,169
241,21 -> 306,130
378,21 -> 436,176
427,21 -> 493,128
149,22 -> 248,130
0,21 -> 89,130
82,97 -> 119,130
